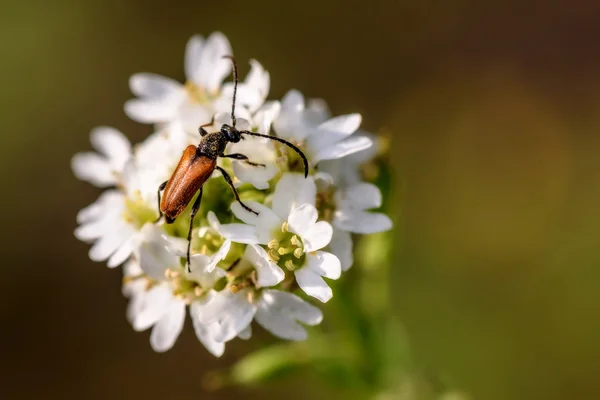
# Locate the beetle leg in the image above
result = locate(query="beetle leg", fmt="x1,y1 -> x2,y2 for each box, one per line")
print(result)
154,181 -> 168,223
216,166 -> 259,215
221,153 -> 265,168
186,188 -> 203,272
198,117 -> 215,137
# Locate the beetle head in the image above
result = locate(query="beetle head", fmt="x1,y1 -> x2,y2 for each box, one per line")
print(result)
221,124 -> 241,143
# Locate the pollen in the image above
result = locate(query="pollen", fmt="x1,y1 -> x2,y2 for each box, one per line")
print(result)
278,246 -> 293,256
285,260 -> 295,271
268,249 -> 280,262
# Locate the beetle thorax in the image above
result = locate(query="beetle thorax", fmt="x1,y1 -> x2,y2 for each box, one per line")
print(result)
198,132 -> 228,159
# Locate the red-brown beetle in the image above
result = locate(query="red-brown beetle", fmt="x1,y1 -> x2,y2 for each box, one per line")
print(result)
156,56 -> 309,271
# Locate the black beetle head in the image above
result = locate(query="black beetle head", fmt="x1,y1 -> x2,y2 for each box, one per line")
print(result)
221,124 -> 241,143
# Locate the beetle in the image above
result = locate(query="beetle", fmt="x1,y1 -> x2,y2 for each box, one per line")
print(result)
155,56 -> 309,271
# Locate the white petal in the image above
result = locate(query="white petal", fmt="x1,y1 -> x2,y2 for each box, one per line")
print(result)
313,136 -> 373,163
227,133 -> 278,190
137,224 -> 179,280
273,90 -> 310,141
195,320 -> 225,357
184,35 -> 205,82
75,214 -> 119,242
193,32 -> 232,92
90,126 -> 132,165
263,289 -> 323,325
295,267 -> 333,303
89,225 -> 131,262
129,73 -> 184,100
254,208 -> 284,244
125,280 -> 146,324
188,259 -> 227,290
76,190 -> 122,224
308,114 -> 362,149
213,111 -> 252,130
215,302 -> 255,342
203,239 -> 230,273
255,290 -> 322,340
238,325 -> 252,340
314,171 -> 335,187
177,102 -> 214,135
255,303 -> 306,341
218,59 -> 270,113
302,221 -> 333,252
124,99 -> 180,124
306,251 -> 341,280
339,183 -> 382,210
287,203 -> 318,238
71,152 -> 115,187
218,223 -> 260,244
230,200 -> 271,225
209,211 -> 260,244
253,101 -> 281,134
245,245 -> 284,287
347,131 -> 378,164
220,83 -> 263,112
150,298 -> 186,352
184,243 -> 228,288
319,113 -> 362,134
272,173 -> 316,219
306,98 -> 331,122
245,59 -> 270,102
107,233 -> 136,268
207,211 -> 221,232
200,290 -> 256,342
133,285 -> 173,331
162,235 -> 189,256
123,259 -> 143,279
75,195 -> 123,241
190,297 -> 226,357
232,160 -> 277,190
334,210 -> 393,234
281,89 -> 304,110
330,229 -> 353,271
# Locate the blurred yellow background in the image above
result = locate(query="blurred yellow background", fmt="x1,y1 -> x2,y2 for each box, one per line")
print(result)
1,0 -> 600,399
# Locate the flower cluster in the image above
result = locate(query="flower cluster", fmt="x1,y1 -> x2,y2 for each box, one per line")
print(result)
72,32 -> 392,356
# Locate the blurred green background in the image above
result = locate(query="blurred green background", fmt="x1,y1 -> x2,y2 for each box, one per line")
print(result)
2,0 -> 600,399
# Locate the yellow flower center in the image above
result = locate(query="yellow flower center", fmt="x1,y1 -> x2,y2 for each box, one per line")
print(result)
184,81 -> 218,104
122,191 -> 157,229
268,221 -> 306,271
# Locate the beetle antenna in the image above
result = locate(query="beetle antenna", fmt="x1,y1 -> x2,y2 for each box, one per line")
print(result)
240,131 -> 309,178
223,55 -> 238,127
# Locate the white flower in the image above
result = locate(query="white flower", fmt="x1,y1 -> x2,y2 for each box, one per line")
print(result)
211,107 -> 280,190
124,224 -> 232,356
215,173 -> 342,302
200,288 -> 323,342
315,176 -> 392,271
124,33 -> 269,134
71,127 -> 132,187
319,131 -> 379,188
273,90 -> 373,163
334,182 -> 392,235
75,190 -> 138,267
73,122 -> 199,271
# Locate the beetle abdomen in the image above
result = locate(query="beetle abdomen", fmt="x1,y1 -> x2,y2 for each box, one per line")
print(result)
160,145 -> 216,223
